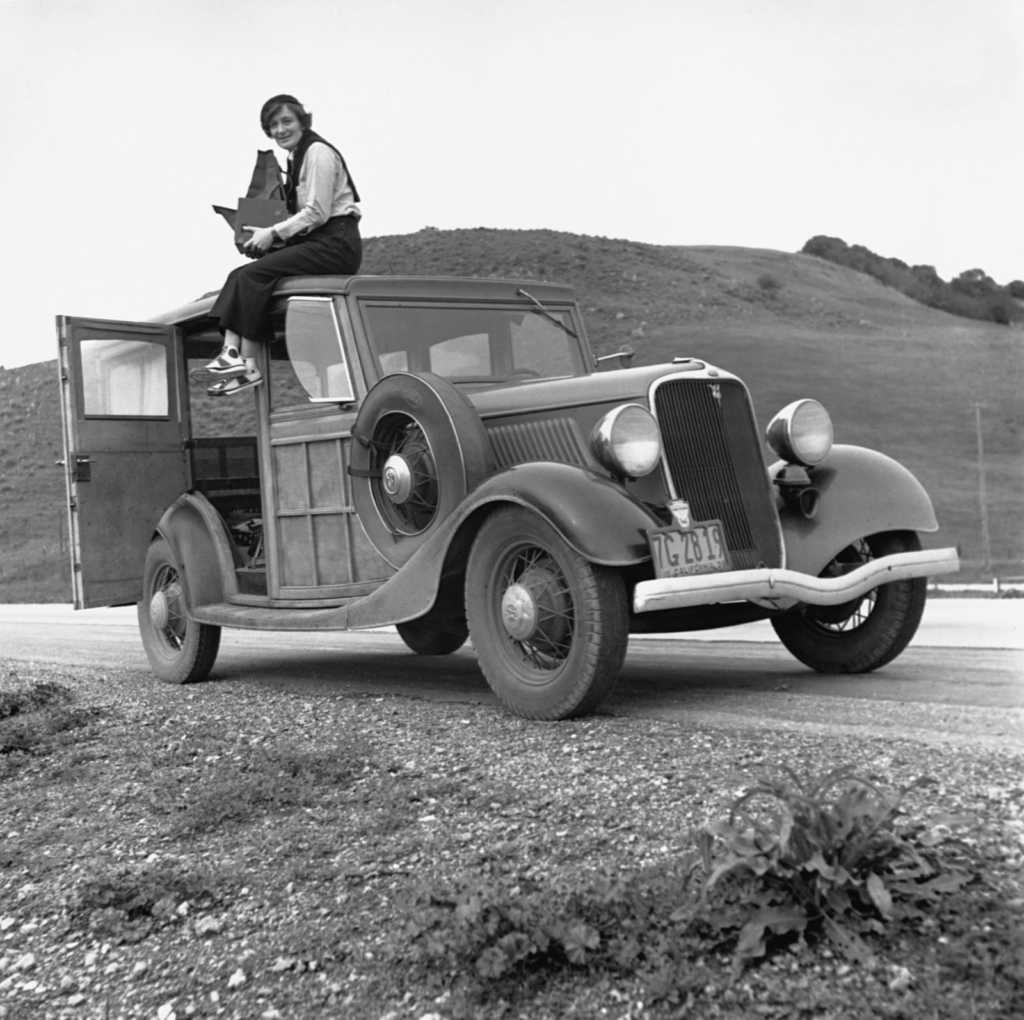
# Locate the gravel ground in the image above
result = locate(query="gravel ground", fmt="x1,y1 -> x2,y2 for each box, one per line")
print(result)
0,659 -> 1022,1020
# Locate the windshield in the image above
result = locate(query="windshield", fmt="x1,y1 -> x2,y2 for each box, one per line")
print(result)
359,302 -> 586,386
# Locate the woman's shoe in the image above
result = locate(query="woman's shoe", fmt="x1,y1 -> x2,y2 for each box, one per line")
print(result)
205,346 -> 247,375
208,369 -> 262,397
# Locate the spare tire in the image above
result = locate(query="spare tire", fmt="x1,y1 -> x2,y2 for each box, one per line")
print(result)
350,373 -> 492,567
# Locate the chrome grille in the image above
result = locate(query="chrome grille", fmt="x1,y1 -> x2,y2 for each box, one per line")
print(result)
653,378 -> 782,569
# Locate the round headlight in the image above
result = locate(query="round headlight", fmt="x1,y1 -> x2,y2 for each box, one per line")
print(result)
766,398 -> 834,466
591,404 -> 662,477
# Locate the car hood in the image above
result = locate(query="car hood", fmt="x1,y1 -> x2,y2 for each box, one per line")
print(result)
467,359 -> 738,418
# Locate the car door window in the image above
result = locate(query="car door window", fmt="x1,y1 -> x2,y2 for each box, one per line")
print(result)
80,338 -> 169,417
281,298 -> 355,403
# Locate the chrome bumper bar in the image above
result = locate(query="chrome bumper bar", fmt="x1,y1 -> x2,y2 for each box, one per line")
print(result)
632,547 -> 960,614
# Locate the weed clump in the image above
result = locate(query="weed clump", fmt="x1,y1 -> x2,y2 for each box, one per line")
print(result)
402,857 -> 704,1008
151,737 -> 376,833
0,679 -> 101,767
0,680 -> 72,720
68,861 -> 229,943
697,766 -> 974,965
398,766 -> 985,1012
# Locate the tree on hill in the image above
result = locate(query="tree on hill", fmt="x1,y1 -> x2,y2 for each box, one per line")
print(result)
801,236 -> 1021,326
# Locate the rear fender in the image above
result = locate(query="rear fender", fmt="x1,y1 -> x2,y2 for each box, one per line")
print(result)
775,444 -> 939,576
154,492 -> 238,611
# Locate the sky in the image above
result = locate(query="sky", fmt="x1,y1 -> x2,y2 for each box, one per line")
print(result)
1,0 -> 1021,369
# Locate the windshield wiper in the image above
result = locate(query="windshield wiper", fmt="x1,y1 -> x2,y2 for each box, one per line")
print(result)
516,287 -> 579,339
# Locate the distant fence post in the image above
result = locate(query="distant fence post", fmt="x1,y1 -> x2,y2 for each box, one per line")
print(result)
974,403 -> 992,574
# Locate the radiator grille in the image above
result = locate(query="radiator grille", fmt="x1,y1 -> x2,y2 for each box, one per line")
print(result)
653,378 -> 782,569
486,417 -> 589,469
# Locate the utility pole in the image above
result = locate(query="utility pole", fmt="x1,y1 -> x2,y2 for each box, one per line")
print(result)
974,403 -> 992,574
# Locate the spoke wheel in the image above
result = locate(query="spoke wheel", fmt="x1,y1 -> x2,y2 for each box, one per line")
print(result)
137,538 -> 220,684
465,507 -> 628,719
771,531 -> 927,673
370,413 -> 440,535
350,373 -> 491,567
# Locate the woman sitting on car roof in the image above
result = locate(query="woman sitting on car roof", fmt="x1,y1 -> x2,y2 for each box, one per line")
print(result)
205,93 -> 362,396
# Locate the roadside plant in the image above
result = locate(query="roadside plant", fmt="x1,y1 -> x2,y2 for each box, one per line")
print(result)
698,766 -> 974,965
401,858 -> 704,1007
0,679 -> 72,720
68,860 -> 229,943
0,679 -> 101,767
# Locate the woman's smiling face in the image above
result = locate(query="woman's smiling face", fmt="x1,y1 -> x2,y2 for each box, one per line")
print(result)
268,106 -> 303,151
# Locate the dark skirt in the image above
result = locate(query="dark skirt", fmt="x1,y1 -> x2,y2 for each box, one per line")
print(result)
211,215 -> 362,343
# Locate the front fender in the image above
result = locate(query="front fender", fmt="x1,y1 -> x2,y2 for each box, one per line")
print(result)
774,444 -> 939,576
154,492 -> 238,611
466,462 -> 655,565
347,462 -> 655,628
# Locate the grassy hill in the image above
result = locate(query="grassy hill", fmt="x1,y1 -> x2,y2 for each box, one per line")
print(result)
2,228 -> 1021,602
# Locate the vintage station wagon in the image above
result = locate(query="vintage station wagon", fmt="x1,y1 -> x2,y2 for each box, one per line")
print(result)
56,276 -> 959,719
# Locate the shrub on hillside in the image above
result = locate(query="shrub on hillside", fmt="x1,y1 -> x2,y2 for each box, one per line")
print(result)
801,235 -> 1021,325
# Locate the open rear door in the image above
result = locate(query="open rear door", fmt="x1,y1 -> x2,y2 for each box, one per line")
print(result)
57,316 -> 188,608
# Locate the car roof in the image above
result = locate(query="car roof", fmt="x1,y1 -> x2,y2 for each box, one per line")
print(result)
150,275 -> 578,327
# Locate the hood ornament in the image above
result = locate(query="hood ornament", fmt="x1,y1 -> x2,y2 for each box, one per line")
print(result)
668,499 -> 691,530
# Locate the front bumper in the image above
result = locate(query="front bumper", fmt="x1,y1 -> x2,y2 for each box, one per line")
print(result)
632,547 -> 960,614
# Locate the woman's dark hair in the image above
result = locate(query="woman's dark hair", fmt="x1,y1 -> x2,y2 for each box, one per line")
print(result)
259,94 -> 312,135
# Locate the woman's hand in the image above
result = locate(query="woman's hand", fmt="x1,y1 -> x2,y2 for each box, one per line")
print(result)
242,226 -> 277,255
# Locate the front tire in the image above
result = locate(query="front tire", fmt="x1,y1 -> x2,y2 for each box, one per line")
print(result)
137,538 -> 221,684
771,531 -> 927,673
465,507 -> 629,720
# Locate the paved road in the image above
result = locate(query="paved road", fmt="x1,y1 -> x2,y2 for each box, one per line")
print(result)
1,601 -> 1021,750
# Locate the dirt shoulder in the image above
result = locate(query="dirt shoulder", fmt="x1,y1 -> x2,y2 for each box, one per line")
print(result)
1,660 -> 1022,1020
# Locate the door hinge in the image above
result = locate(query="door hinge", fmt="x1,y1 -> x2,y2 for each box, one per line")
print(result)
72,455 -> 91,482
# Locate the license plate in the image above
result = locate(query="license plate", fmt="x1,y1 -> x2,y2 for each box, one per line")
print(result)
647,520 -> 730,578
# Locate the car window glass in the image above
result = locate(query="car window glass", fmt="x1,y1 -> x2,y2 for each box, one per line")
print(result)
379,350 -> 408,374
510,316 -> 576,377
80,339 -> 168,417
361,303 -> 583,385
283,298 -> 355,402
430,333 -> 490,377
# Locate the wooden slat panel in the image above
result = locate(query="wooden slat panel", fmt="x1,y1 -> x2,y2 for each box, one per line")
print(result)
279,516 -> 315,586
309,439 -> 345,508
273,444 -> 310,511
313,515 -> 350,584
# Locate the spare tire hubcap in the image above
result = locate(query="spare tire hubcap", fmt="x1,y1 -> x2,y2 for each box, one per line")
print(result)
382,454 -> 413,504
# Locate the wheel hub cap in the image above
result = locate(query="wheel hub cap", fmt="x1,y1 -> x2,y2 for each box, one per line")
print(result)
501,582 -> 538,641
382,454 -> 413,504
149,590 -> 169,630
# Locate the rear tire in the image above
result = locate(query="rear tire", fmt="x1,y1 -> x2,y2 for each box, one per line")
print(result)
137,538 -> 221,684
396,610 -> 469,655
465,507 -> 628,719
771,531 -> 927,673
